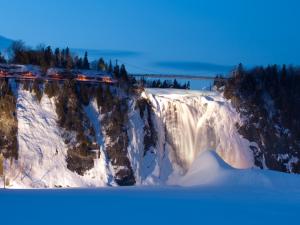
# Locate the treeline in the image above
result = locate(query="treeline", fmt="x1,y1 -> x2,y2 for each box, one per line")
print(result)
141,78 -> 190,89
10,40 -> 91,71
7,40 -> 129,80
216,63 -> 300,133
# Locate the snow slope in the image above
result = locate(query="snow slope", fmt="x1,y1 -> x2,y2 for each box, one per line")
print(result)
127,98 -> 162,185
83,99 -> 114,185
4,88 -> 108,188
169,150 -> 300,191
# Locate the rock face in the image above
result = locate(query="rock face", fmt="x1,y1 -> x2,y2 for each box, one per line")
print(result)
215,65 -> 300,173
0,74 -> 298,188
0,80 -> 18,160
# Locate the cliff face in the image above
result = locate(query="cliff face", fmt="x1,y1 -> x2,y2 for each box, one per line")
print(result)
0,80 -> 17,160
1,75 -> 298,188
215,67 -> 300,173
0,77 -> 258,188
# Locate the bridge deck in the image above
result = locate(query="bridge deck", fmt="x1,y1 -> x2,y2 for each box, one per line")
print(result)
131,74 -> 227,80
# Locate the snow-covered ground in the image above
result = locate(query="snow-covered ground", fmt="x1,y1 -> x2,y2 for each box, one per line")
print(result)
170,150 -> 300,190
1,150 -> 299,225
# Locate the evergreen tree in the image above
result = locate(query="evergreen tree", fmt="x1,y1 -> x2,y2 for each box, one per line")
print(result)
83,51 -> 90,69
162,80 -> 168,88
113,61 -> 120,78
107,60 -> 113,74
65,47 -> 73,70
97,58 -> 106,71
61,49 -> 66,68
77,58 -> 83,69
156,80 -> 161,88
54,48 -> 61,67
152,80 -> 157,88
173,79 -> 179,88
281,64 -> 287,86
120,64 -> 128,81
235,63 -> 245,78
44,46 -> 53,67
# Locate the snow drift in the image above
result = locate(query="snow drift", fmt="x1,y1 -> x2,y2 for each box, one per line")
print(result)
171,150 -> 300,191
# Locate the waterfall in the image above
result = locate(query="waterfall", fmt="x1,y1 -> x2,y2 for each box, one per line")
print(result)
145,89 -> 254,173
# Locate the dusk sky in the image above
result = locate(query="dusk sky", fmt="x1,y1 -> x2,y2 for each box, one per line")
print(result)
0,0 -> 300,73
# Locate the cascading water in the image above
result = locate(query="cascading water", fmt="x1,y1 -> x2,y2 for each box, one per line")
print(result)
144,88 -> 254,174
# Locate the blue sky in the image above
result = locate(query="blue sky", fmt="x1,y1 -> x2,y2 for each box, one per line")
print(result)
0,0 -> 300,73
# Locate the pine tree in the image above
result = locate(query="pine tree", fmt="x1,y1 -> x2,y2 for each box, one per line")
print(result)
44,46 -> 53,67
152,80 -> 157,88
120,64 -> 128,81
162,80 -> 168,88
83,51 -> 90,70
156,80 -> 161,88
113,61 -> 120,79
107,60 -> 113,74
235,63 -> 245,78
61,49 -> 66,68
97,58 -> 106,71
65,47 -> 73,70
54,48 -> 61,67
77,58 -> 83,69
281,64 -> 287,86
173,79 -> 179,88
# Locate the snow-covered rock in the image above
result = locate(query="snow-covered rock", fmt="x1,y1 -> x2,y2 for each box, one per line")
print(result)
2,86 -> 299,189
4,89 -> 108,188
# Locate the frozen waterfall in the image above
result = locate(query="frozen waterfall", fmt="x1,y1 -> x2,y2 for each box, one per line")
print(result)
144,89 -> 254,173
